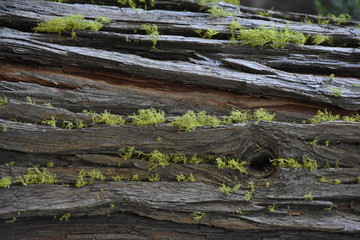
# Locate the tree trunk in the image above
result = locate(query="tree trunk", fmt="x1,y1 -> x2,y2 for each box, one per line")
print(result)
0,0 -> 359,239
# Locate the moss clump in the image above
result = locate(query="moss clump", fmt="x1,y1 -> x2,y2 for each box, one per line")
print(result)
195,28 -> 219,39
0,176 -> 12,188
304,109 -> 360,123
33,14 -> 109,38
208,6 -> 236,17
243,182 -> 255,201
302,155 -> 318,171
15,166 -> 57,185
140,24 -> 160,51
42,117 -> 57,128
192,211 -> 205,221
63,119 -> 87,129
75,169 -> 105,187
311,35 -> 332,45
119,146 -> 135,160
253,108 -> 276,122
219,183 -> 232,194
270,157 -> 302,169
117,0 -> 155,10
84,110 -> 125,125
169,110 -> 221,132
176,173 -> 195,182
0,96 -> 8,106
215,156 -> 248,174
229,21 -> 308,49
318,13 -> 351,25
130,108 -> 166,125
148,173 -> 160,181
304,192 -> 313,200
223,109 -> 251,124
142,150 -> 170,171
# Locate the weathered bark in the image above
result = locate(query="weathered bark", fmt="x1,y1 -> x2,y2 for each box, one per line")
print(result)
0,0 -> 359,239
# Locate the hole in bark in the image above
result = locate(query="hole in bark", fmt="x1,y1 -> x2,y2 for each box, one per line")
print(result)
248,153 -> 275,178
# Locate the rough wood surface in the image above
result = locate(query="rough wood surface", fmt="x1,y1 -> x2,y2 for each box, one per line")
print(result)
0,0 -> 359,239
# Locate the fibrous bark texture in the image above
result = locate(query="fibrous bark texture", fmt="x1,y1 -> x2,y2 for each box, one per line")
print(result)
0,0 -> 359,239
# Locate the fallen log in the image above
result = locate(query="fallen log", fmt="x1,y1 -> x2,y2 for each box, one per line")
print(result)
0,0 -> 359,239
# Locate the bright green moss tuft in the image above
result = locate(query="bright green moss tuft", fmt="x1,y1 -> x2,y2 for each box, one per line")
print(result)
215,156 -> 247,174
311,35 -> 332,45
253,108 -> 276,122
195,28 -> 219,38
42,117 -> 57,128
223,109 -> 251,124
229,21 -> 308,49
208,6 -> 236,17
219,183 -> 232,194
169,110 -> 221,132
302,155 -> 318,171
0,96 -> 8,106
0,176 -> 12,188
33,14 -> 107,38
176,172 -> 195,182
148,173 -> 161,181
140,24 -> 160,51
192,211 -> 205,220
84,110 -> 126,125
304,192 -> 313,200
75,169 -> 105,187
15,166 -> 57,185
119,146 -> 135,160
117,0 -> 155,10
270,157 -> 302,169
304,109 -> 342,123
142,150 -> 170,171
130,108 -> 166,125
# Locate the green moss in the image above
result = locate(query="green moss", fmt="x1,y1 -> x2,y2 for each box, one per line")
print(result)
0,176 -> 12,188
268,203 -> 276,212
304,109 -> 340,123
304,192 -> 313,200
84,110 -> 125,125
1,126 -> 7,132
117,0 -> 155,10
215,156 -> 247,174
63,119 -> 87,129
0,96 -> 8,106
119,146 -> 135,160
148,173 -> 160,181
208,6 -> 236,17
26,96 -> 35,105
15,166 -> 57,185
131,174 -> 140,181
59,212 -> 71,222
303,109 -> 360,124
130,108 -> 166,125
302,155 -> 318,171
219,183 -> 232,194
5,217 -> 16,224
75,169 -> 105,187
45,0 -> 68,2
270,157 -> 302,169
176,172 -> 195,182
192,211 -> 205,221
265,181 -> 270,189
257,10 -> 273,18
169,110 -> 221,132
111,175 -> 124,181
140,24 -> 160,51
243,182 -> 255,201
309,137 -> 319,145
33,14 -> 107,38
195,28 -> 219,38
42,117 -> 57,128
5,162 -> 15,167
311,35 -> 332,45
253,108 -> 276,122
142,150 -> 170,171
325,86 -> 343,97
223,109 -> 251,124
229,22 -> 308,49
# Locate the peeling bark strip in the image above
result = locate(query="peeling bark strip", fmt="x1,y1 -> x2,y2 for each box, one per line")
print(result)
0,0 -> 360,239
